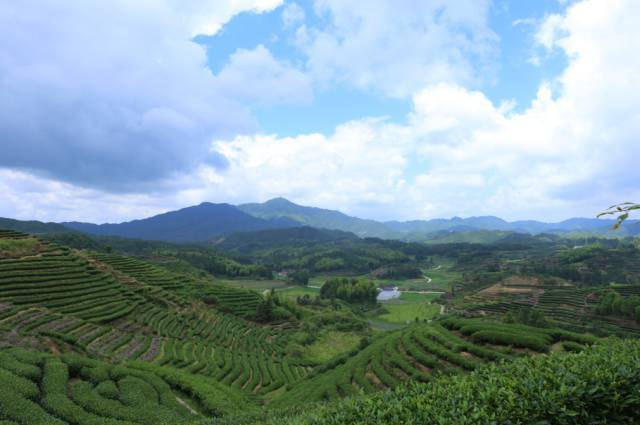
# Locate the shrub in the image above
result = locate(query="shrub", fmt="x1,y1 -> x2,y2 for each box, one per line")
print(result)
209,339 -> 640,425
470,330 -> 549,352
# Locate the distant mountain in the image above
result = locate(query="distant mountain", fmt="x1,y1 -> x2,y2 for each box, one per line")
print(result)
0,217 -> 74,235
239,198 -> 637,239
238,197 -> 396,238
62,202 -> 299,243
386,216 -> 512,235
40,197 -> 640,244
419,229 -> 515,245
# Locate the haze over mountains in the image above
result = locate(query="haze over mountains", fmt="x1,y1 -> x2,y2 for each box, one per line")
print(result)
61,202 -> 299,243
49,197 -> 637,243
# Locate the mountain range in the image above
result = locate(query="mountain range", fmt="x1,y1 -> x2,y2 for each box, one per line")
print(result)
62,202 -> 299,242
2,197 -> 637,243
242,198 -> 638,240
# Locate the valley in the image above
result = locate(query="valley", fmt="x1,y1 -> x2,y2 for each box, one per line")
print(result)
1,204 -> 639,423
3,1 -> 639,422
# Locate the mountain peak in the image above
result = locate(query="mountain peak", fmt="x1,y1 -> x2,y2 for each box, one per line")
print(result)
264,197 -> 296,206
197,202 -> 232,208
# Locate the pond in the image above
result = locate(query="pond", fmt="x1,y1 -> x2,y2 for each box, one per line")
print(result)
377,289 -> 401,301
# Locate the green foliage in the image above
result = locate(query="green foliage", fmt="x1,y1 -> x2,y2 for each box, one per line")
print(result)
374,264 -> 423,279
289,269 -> 310,286
0,348 -> 215,424
216,227 -> 411,274
442,317 -> 595,352
320,278 -> 377,304
45,231 -> 269,279
0,238 -> 39,258
505,307 -> 548,328
255,297 -> 275,322
211,339 -> 640,425
470,330 -> 549,351
598,202 -> 640,228
2,226 -> 639,425
596,290 -> 640,322
254,290 -> 298,322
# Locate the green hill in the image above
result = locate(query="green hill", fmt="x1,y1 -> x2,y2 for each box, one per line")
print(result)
1,227 -> 639,424
0,229 -> 311,421
238,198 -> 397,238
62,203 -> 299,243
0,218 -> 74,235
210,338 -> 640,425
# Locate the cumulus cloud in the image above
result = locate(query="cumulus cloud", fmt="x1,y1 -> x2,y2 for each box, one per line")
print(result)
195,0 -> 640,221
282,2 -> 306,28
215,45 -> 313,106
1,0 -> 638,223
294,0 -> 496,97
0,0 -> 310,191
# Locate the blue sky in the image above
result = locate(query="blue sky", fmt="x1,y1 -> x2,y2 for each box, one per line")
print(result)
0,0 -> 639,223
197,0 -> 569,136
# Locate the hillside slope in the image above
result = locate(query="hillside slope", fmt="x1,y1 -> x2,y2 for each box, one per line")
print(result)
0,229 -> 311,419
62,203 -> 299,243
215,226 -> 358,252
211,338 -> 640,425
238,198 -> 396,239
0,217 -> 74,235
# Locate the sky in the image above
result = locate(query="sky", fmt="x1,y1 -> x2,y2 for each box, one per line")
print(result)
0,0 -> 639,223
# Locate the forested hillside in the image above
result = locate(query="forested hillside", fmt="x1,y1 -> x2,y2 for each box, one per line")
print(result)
61,203 -> 299,242
1,227 -> 639,424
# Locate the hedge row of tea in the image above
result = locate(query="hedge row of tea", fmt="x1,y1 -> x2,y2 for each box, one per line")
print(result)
0,231 -> 309,403
470,283 -> 640,337
89,253 -> 263,318
211,338 -> 640,425
271,318 -> 596,406
0,347 -> 235,424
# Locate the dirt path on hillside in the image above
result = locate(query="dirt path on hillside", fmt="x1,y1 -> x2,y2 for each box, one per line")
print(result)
176,397 -> 198,415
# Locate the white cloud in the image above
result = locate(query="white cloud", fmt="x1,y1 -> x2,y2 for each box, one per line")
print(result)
535,13 -> 565,50
1,0 -> 639,224
216,45 -> 313,106
295,0 -> 496,98
0,0 -> 297,191
282,2 -> 306,28
190,0 -> 640,222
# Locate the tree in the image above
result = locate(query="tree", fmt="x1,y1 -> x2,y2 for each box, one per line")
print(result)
290,269 -> 310,286
320,277 -> 377,304
599,202 -> 640,229
255,297 -> 275,322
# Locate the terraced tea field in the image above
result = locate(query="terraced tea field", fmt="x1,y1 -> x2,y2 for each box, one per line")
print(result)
465,275 -> 640,337
271,318 -> 596,406
0,230 -> 313,413
0,346 -> 251,423
0,229 -> 614,423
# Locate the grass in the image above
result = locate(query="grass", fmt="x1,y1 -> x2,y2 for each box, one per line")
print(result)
277,286 -> 321,301
398,292 -> 441,302
375,293 -> 441,324
377,303 -> 441,324
308,275 -> 345,287
301,331 -> 362,363
368,319 -> 405,331
217,278 -> 289,292
0,238 -> 39,257
367,258 -> 460,292
421,267 -> 461,290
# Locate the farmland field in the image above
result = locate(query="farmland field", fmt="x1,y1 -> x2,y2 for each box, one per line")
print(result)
374,292 -> 441,324
216,278 -> 289,292
277,285 -> 321,300
301,331 -> 362,363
